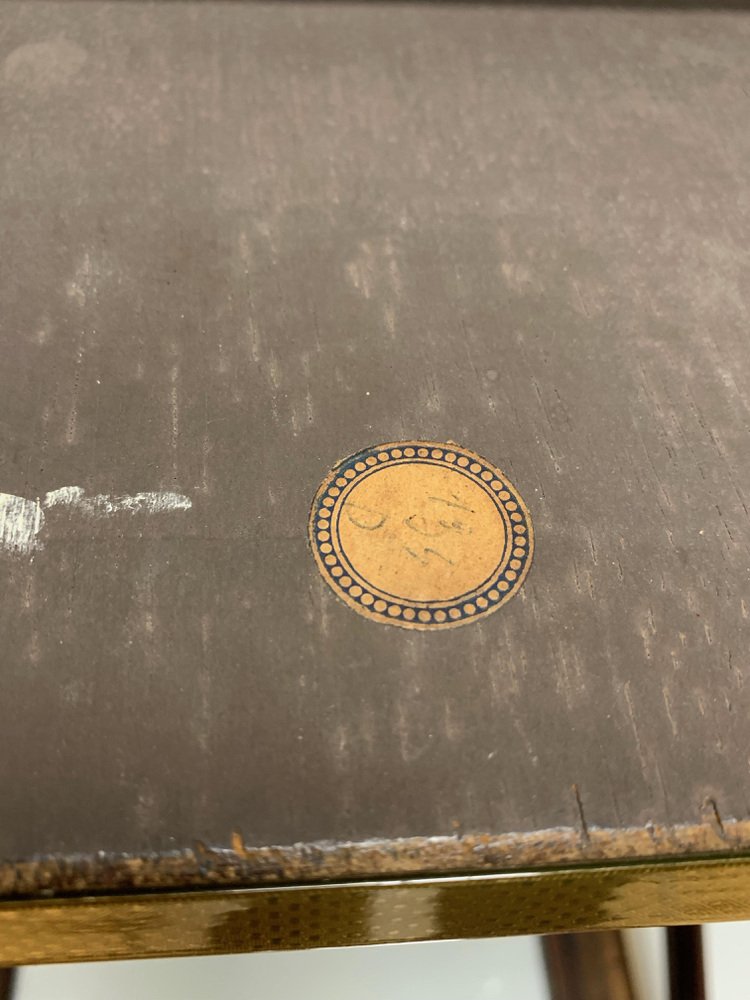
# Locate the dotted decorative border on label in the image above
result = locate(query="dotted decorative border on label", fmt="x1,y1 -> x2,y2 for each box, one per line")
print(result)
308,441 -> 534,630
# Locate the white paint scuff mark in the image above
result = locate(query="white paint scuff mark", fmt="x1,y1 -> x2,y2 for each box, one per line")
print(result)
0,494 -> 44,556
44,488 -> 192,516
0,487 -> 191,556
43,486 -> 85,507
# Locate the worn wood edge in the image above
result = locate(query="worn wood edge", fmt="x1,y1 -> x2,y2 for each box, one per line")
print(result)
3,856 -> 750,966
2,807 -> 749,900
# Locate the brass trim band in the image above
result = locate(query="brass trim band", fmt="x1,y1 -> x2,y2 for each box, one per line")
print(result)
2,855 -> 750,966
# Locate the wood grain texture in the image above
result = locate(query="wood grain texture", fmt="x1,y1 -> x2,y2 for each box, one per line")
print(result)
1,2 -> 750,898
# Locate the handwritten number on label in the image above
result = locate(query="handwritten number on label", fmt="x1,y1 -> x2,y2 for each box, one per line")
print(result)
403,544 -> 455,567
345,503 -> 388,531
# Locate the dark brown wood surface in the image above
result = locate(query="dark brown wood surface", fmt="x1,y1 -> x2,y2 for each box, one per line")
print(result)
1,1 -> 750,899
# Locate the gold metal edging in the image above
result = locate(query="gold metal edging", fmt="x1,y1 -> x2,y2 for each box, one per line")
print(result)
2,855 -> 750,966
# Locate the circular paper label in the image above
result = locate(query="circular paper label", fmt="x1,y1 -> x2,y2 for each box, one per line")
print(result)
309,441 -> 533,630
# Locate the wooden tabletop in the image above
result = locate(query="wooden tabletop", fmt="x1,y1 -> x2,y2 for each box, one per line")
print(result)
2,0 -> 750,960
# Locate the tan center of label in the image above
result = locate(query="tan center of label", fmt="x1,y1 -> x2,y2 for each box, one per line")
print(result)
339,463 -> 506,603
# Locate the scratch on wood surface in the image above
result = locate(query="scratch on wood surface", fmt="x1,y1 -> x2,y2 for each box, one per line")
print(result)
169,362 -> 180,481
701,798 -> 728,842
345,243 -> 374,299
65,252 -> 95,307
66,335 -> 85,445
587,528 -> 598,566
622,681 -> 649,773
572,783 -> 591,846
662,686 -> 678,738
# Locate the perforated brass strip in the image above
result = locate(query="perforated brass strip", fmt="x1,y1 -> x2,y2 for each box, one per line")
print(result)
2,857 -> 750,966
